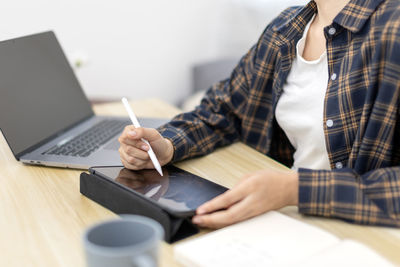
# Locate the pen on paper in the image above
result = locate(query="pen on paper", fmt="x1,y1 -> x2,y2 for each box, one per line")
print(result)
121,97 -> 163,176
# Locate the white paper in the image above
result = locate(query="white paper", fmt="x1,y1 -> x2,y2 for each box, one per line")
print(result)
174,211 -> 393,267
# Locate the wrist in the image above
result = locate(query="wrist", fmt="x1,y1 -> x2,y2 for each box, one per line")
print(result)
287,171 -> 299,206
163,138 -> 174,165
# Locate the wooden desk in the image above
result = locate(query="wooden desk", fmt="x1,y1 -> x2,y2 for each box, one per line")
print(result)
0,99 -> 399,266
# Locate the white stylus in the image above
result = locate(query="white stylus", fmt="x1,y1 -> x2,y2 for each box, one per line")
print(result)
121,97 -> 163,176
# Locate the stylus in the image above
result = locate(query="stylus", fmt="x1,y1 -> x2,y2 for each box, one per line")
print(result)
121,97 -> 163,176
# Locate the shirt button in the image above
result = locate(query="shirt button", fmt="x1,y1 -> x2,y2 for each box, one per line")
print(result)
326,119 -> 334,127
335,162 -> 343,169
331,73 -> 337,81
328,27 -> 336,35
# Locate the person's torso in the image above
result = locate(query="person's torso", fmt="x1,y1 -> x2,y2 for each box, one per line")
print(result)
275,14 -> 331,170
239,0 -> 400,174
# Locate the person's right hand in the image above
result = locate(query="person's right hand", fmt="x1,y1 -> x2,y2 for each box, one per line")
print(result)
118,126 -> 174,170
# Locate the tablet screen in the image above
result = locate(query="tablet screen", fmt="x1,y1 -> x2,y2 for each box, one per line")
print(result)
91,166 -> 227,214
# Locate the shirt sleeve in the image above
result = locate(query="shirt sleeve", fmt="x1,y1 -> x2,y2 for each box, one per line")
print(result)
156,5 -> 298,162
298,167 -> 400,227
157,43 -> 258,162
155,7 -> 301,163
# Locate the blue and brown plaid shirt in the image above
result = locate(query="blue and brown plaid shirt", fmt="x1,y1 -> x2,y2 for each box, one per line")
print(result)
158,0 -> 400,227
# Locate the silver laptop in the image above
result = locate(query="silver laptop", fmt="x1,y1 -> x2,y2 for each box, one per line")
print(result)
0,31 -> 168,169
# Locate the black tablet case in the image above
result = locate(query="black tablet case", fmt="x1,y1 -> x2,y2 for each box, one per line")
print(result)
80,172 -> 199,243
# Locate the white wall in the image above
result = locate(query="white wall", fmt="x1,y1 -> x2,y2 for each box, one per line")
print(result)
0,0 -> 306,105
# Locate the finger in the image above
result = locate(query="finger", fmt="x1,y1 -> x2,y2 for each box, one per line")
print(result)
120,156 -> 139,170
121,145 -> 150,161
121,125 -> 139,140
193,197 -> 254,229
196,186 -> 248,215
118,125 -> 145,144
121,156 -> 152,170
122,125 -> 136,134
119,131 -> 149,150
119,133 -> 147,147
132,127 -> 162,142
120,151 -> 149,170
118,137 -> 140,147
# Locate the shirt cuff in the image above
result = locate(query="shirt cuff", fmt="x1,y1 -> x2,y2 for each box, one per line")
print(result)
297,168 -> 333,217
157,125 -> 188,163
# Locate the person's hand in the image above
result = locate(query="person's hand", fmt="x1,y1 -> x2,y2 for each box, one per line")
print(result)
192,169 -> 299,229
118,126 -> 174,170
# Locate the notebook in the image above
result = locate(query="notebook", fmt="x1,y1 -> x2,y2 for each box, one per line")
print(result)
174,211 -> 394,267
0,31 -> 168,169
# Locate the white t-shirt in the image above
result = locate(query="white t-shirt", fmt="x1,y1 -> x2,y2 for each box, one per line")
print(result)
275,16 -> 331,170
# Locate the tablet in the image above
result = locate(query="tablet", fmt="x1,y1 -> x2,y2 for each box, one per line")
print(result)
89,165 -> 228,217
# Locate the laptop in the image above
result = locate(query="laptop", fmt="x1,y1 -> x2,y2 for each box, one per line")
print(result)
0,31 -> 169,169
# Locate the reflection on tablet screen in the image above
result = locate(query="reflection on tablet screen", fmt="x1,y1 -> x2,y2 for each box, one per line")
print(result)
93,166 -> 227,213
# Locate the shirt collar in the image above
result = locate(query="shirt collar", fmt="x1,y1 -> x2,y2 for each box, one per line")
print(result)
274,0 -> 385,37
273,1 -> 317,37
333,0 -> 385,32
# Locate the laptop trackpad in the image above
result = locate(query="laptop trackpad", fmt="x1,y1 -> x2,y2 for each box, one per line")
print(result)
104,138 -> 120,150
104,118 -> 169,151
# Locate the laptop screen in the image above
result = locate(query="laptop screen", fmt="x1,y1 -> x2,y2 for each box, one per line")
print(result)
0,31 -> 94,157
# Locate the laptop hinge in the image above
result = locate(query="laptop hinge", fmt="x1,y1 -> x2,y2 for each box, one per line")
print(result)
15,114 -> 95,159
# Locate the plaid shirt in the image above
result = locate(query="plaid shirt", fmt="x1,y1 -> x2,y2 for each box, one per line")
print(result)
158,0 -> 400,227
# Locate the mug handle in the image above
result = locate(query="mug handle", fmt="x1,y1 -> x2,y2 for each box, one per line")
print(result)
131,254 -> 156,267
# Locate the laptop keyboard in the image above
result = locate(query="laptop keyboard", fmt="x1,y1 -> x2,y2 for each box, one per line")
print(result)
43,119 -> 129,157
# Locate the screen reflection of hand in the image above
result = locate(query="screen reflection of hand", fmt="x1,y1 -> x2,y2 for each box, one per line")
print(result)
116,168 -> 170,201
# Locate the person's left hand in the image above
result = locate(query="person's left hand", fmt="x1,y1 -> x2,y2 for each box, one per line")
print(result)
192,169 -> 299,229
